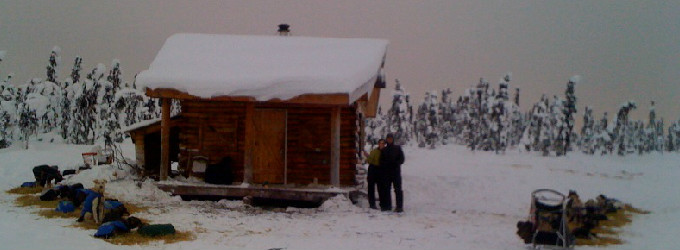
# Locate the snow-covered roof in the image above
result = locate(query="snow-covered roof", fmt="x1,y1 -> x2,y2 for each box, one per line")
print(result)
122,114 -> 182,133
137,33 -> 389,104
121,117 -> 162,133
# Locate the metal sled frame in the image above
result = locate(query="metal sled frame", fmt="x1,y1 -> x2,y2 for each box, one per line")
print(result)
530,189 -> 574,249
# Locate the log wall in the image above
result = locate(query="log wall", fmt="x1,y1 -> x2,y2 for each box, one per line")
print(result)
180,101 -> 246,182
137,100 -> 358,186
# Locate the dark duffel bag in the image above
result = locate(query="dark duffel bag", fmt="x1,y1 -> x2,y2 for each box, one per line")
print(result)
40,188 -> 58,201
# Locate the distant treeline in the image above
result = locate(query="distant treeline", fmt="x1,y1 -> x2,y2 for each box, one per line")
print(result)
367,75 -> 680,156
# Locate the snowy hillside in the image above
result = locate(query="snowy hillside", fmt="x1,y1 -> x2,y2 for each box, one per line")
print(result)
1,140 -> 678,250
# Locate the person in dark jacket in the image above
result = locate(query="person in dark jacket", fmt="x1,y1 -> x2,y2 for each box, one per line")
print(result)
380,133 -> 405,212
32,165 -> 63,187
363,139 -> 386,210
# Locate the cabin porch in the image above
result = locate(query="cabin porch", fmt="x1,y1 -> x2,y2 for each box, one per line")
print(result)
156,182 -> 362,206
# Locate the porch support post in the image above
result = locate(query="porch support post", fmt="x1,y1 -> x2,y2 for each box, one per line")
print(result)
365,87 -> 381,117
330,106 -> 341,186
160,98 -> 171,181
243,102 -> 255,184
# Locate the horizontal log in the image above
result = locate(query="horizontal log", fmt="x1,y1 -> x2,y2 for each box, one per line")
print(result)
182,101 -> 247,107
156,183 -> 350,202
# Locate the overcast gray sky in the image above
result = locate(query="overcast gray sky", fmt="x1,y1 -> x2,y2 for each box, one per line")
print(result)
1,0 -> 679,125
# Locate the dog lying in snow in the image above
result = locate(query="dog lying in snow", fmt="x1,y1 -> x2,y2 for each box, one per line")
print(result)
90,179 -> 107,224
77,179 -> 106,224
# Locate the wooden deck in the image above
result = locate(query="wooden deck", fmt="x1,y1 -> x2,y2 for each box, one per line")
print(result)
156,182 -> 358,204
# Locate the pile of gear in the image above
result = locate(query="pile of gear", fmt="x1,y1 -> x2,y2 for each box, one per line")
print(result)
22,164 -> 176,239
516,189 -> 625,248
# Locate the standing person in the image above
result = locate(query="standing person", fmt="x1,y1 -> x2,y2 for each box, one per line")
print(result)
380,133 -> 405,212
363,139 -> 386,210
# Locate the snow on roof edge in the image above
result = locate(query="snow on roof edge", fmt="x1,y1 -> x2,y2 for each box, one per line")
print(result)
122,114 -> 181,133
137,33 -> 388,105
121,117 -> 162,133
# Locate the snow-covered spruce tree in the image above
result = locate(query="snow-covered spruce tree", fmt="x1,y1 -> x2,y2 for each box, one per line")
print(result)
32,81 -> 60,133
545,96 -> 566,156
1,74 -> 12,91
171,98 -> 182,116
415,92 -> 429,148
439,88 -> 454,145
0,51 -> 9,147
70,56 -> 83,84
509,87 -> 523,147
153,99 -> 161,118
1,74 -> 16,142
107,59 -> 122,93
39,50 -> 61,108
451,95 -> 467,144
489,73 -> 513,153
466,78 -> 491,151
115,87 -> 144,126
522,102 -> 538,151
580,106 -> 595,154
59,56 -> 83,140
528,95 -> 550,153
668,120 -> 680,152
675,120 -> 680,152
638,120 -> 648,153
656,118 -> 664,152
488,79 -> 504,153
561,76 -> 578,156
77,86 -> 97,144
674,120 -> 680,152
0,108 -> 11,148
667,121 -> 675,152
613,101 -> 637,156
92,63 -> 113,143
104,111 -> 122,144
60,78 -> 71,140
633,121 -> 645,154
141,98 -> 161,120
386,79 -> 412,145
97,74 -> 118,144
70,64 -> 105,144
2,75 -> 15,99
464,88 -> 478,150
454,93 -> 468,145
478,79 -> 494,151
646,101 -> 658,152
17,103 -> 38,149
414,90 -> 441,148
593,112 -> 612,155
65,82 -> 83,143
426,91 -> 439,148
46,46 -> 61,85
654,106 -> 665,152
364,107 -> 386,147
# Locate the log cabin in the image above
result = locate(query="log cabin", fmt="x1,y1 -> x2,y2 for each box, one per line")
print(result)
128,33 -> 387,203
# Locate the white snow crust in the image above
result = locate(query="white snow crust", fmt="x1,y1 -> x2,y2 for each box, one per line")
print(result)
2,139 -> 679,250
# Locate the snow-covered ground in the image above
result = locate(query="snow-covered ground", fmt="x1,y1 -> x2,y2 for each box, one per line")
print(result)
1,139 -> 678,250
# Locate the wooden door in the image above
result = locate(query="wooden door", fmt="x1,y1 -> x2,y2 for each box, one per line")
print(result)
252,109 -> 286,184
